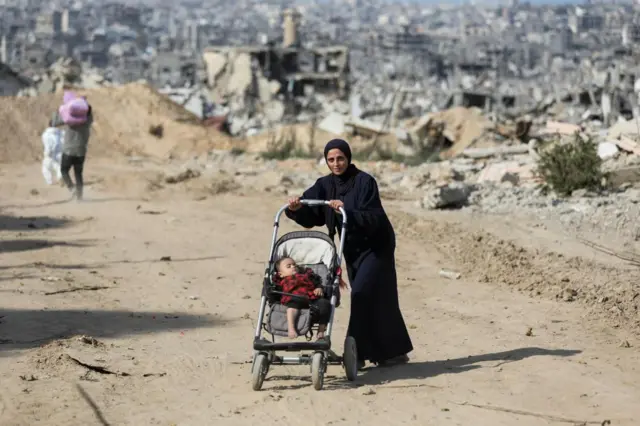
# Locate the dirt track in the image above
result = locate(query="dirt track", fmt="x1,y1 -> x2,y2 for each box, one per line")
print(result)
1,160 -> 640,426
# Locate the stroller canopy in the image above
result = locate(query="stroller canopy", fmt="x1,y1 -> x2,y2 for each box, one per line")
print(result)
272,231 -> 336,270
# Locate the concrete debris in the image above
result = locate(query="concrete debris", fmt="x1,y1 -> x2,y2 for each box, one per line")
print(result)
543,121 -> 581,136
318,112 -> 346,135
407,107 -> 494,159
439,269 -> 461,280
597,142 -> 619,160
18,57 -> 113,97
420,182 -> 473,210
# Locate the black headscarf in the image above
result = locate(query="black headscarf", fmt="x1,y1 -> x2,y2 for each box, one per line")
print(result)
324,139 -> 359,239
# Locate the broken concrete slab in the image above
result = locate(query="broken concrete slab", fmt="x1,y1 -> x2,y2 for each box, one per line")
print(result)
462,145 -> 531,159
597,142 -> 620,160
344,117 -> 390,137
263,100 -> 285,123
203,52 -> 228,87
543,121 -> 581,136
607,165 -> 640,187
226,53 -> 253,98
607,117 -> 640,140
318,112 -> 346,135
477,161 -> 522,183
614,136 -> 640,156
420,182 -> 473,209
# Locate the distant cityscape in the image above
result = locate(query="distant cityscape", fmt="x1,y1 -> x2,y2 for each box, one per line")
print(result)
1,0 -> 639,136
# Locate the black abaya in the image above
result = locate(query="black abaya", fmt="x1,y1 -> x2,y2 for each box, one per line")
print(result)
285,170 -> 413,363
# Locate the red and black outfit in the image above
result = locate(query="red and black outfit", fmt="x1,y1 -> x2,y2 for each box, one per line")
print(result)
274,267 -> 331,325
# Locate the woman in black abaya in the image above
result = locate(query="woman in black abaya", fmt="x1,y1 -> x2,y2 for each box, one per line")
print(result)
285,139 -> 413,369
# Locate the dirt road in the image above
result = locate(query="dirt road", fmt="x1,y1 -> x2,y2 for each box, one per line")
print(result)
1,161 -> 639,425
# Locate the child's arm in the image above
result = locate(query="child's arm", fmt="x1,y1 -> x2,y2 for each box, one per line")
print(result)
305,269 -> 323,289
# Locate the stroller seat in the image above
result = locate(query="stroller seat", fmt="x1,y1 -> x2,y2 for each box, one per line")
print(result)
264,231 -> 341,339
265,262 -> 333,338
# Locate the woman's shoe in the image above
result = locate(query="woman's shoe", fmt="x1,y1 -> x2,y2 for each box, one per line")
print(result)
377,354 -> 409,367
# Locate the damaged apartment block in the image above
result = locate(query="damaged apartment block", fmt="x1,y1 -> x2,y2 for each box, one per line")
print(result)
202,8 -> 350,134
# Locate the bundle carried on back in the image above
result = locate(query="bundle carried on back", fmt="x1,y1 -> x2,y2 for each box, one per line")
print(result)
58,91 -> 89,126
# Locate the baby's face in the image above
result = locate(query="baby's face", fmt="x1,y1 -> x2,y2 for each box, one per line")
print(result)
277,258 -> 297,277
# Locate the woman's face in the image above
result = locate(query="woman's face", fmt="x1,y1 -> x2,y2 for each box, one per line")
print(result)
326,148 -> 349,175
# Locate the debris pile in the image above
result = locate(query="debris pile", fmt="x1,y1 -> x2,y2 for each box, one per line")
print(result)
0,83 -> 231,164
18,57 -> 113,97
203,50 -> 285,135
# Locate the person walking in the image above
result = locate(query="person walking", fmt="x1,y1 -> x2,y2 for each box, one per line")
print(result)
50,93 -> 93,201
286,138 -> 413,370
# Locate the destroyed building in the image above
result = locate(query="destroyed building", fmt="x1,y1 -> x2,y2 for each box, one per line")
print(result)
0,61 -> 31,96
203,8 -> 349,104
200,8 -> 351,134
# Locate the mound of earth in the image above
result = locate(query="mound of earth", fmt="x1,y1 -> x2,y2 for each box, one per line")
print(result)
0,83 -> 233,164
243,123 -> 342,156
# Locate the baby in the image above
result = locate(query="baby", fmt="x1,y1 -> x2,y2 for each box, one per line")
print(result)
274,257 -> 330,339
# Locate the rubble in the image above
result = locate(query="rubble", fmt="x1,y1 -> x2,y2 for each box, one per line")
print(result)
18,57 -> 113,97
420,182 -> 474,210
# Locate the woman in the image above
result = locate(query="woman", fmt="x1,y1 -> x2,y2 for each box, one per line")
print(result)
286,138 -> 413,369
50,92 -> 93,201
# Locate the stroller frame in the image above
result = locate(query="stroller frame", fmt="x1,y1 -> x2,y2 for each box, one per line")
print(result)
251,199 -> 358,391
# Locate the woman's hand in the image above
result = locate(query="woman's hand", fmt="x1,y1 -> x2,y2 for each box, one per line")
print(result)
328,200 -> 344,212
288,197 -> 302,211
313,288 -> 324,297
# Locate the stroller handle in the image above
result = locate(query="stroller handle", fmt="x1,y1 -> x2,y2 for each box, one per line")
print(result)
268,198 -> 347,266
299,199 -> 346,217
300,199 -> 328,207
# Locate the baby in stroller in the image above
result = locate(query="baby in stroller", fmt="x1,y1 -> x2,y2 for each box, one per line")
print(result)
274,256 -> 331,339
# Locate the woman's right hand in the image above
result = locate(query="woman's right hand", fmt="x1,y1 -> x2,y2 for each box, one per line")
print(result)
288,197 -> 302,211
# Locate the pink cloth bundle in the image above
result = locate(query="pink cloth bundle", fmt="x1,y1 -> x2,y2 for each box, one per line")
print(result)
58,91 -> 89,125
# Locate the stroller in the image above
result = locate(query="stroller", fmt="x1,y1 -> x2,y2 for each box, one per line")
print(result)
251,199 -> 358,391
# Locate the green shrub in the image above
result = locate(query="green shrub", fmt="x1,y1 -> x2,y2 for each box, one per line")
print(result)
535,134 -> 607,196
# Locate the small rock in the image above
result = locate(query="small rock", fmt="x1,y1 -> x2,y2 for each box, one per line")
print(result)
525,327 -> 533,337
619,340 -> 632,348
164,168 -> 201,184
439,269 -> 461,280
361,386 -> 376,395
560,288 -> 577,302
500,172 -> 520,186
571,188 -> 588,198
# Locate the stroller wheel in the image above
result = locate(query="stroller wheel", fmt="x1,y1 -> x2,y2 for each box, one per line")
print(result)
311,352 -> 325,391
251,353 -> 269,391
342,336 -> 358,381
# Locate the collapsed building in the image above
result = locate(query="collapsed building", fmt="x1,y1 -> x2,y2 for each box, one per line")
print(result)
201,8 -> 350,135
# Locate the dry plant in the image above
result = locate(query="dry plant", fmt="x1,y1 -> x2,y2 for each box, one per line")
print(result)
261,125 -> 315,160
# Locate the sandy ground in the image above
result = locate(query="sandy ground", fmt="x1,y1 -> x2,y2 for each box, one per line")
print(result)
2,160 -> 640,426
